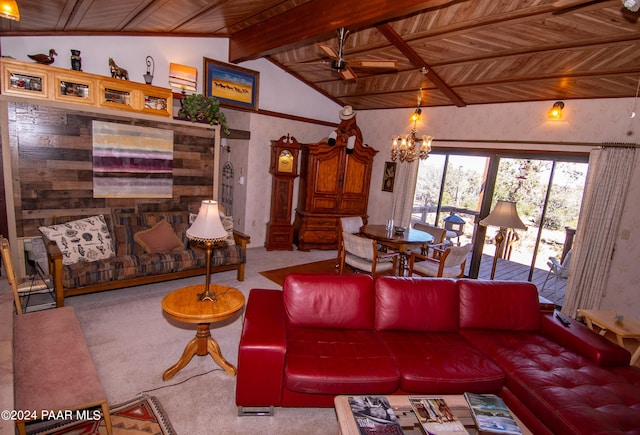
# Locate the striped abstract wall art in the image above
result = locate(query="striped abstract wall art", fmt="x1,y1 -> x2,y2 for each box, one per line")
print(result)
92,121 -> 174,198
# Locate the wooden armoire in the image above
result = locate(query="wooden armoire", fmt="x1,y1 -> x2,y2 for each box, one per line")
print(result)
293,140 -> 377,250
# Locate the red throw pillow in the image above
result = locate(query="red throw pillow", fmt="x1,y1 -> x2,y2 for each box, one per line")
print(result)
134,219 -> 184,253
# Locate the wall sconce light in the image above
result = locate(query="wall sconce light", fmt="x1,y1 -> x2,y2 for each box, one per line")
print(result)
547,101 -> 565,120
169,63 -> 197,94
0,0 -> 20,21
143,56 -> 154,85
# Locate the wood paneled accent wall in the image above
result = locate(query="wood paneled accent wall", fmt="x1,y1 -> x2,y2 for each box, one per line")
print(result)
3,100 -> 218,238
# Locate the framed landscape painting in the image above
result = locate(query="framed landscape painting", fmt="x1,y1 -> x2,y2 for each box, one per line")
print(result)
203,57 -> 259,111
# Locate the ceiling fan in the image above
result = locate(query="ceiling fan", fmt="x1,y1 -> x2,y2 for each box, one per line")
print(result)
316,27 -> 398,81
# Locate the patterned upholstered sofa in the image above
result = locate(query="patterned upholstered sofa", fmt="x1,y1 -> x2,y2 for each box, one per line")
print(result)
41,210 -> 249,307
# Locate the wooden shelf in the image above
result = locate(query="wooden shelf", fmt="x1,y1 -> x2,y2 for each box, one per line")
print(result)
1,59 -> 173,117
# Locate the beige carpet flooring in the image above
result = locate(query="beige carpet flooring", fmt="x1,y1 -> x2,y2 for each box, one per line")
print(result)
66,246 -> 338,435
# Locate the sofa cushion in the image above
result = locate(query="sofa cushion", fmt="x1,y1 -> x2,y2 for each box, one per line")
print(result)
462,329 -> 640,434
283,274 -> 375,329
375,277 -> 459,332
285,327 -> 399,395
60,245 -> 244,288
458,279 -> 540,331
113,225 -> 146,256
377,331 -> 505,393
139,211 -> 190,242
39,215 -> 115,265
134,220 -> 184,253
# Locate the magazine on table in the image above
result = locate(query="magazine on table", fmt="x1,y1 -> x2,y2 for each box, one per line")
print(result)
463,393 -> 522,435
408,397 -> 467,434
348,396 -> 404,435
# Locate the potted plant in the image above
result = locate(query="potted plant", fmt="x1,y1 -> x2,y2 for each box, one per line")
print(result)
178,93 -> 230,135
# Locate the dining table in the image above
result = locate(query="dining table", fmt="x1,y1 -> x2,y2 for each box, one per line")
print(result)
360,224 -> 434,275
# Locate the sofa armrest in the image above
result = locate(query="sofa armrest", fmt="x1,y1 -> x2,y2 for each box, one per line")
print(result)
233,231 -> 251,250
42,236 -> 65,308
540,312 -> 631,366
236,289 -> 286,408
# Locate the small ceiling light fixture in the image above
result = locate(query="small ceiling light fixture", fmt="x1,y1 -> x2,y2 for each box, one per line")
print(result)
391,88 -> 433,162
169,63 -> 197,94
623,0 -> 640,12
547,101 -> 565,120
0,0 -> 20,21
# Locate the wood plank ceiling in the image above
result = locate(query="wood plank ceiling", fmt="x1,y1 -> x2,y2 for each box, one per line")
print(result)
1,0 -> 640,111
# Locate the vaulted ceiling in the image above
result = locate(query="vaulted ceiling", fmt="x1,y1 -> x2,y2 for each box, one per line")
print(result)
2,0 -> 640,110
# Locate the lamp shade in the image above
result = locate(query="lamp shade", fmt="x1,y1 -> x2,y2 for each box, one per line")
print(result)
480,200 -> 527,230
186,200 -> 227,242
0,0 -> 20,21
169,63 -> 197,92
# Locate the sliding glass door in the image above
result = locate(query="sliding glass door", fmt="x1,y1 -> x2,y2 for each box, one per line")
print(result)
412,151 -> 588,282
413,154 -> 489,247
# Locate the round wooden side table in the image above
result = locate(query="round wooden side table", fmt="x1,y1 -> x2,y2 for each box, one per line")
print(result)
161,284 -> 245,381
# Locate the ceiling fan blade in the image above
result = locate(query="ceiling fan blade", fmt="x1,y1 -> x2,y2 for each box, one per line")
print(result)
349,59 -> 398,70
339,66 -> 357,81
318,43 -> 339,59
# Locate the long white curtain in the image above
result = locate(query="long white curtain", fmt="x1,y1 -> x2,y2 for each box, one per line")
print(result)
391,159 -> 420,228
562,146 -> 636,317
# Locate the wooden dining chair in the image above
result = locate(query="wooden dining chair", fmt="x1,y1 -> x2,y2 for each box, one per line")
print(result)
1,236 -> 54,314
408,243 -> 472,278
339,232 -> 398,277
411,222 -> 447,257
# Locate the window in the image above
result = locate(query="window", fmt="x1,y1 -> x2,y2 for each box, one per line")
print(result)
412,151 -> 588,281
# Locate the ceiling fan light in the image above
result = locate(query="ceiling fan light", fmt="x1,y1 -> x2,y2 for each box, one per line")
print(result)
623,0 -> 640,12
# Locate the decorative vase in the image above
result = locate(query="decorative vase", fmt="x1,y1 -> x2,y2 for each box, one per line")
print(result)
70,50 -> 82,71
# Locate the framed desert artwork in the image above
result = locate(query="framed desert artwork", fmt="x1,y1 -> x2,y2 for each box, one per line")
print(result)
203,57 -> 259,111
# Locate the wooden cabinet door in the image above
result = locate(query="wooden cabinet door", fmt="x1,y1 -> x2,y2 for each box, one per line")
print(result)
340,151 -> 373,214
308,145 -> 342,212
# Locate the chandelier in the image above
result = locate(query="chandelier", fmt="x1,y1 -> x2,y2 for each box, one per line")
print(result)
391,88 -> 433,162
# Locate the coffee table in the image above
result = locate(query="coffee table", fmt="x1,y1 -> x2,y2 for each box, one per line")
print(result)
162,284 -> 245,380
578,309 -> 640,365
334,395 -> 531,435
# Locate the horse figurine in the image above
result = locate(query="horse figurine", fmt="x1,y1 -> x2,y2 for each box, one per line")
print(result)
108,58 -> 129,80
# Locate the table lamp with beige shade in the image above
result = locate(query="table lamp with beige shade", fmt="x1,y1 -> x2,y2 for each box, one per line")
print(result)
186,200 -> 228,302
480,200 -> 527,280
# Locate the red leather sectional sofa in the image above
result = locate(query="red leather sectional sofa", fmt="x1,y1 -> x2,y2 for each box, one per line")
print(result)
236,274 -> 640,434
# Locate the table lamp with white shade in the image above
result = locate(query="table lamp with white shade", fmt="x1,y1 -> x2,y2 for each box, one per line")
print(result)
480,200 -> 527,280
186,200 -> 228,302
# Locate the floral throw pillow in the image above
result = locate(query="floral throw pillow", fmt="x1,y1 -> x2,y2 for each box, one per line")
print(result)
39,215 -> 115,266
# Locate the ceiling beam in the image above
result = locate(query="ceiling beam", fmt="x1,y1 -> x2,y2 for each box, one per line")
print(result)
228,0 -> 458,63
376,23 -> 466,107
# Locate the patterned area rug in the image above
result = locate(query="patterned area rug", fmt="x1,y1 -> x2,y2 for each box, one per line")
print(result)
27,395 -> 176,435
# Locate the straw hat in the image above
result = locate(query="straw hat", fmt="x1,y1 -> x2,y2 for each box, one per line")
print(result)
339,105 -> 356,120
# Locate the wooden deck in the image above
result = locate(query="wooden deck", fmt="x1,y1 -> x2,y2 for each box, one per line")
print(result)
467,254 -> 567,308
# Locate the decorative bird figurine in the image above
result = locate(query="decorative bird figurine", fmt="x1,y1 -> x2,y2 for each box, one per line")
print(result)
28,49 -> 57,65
